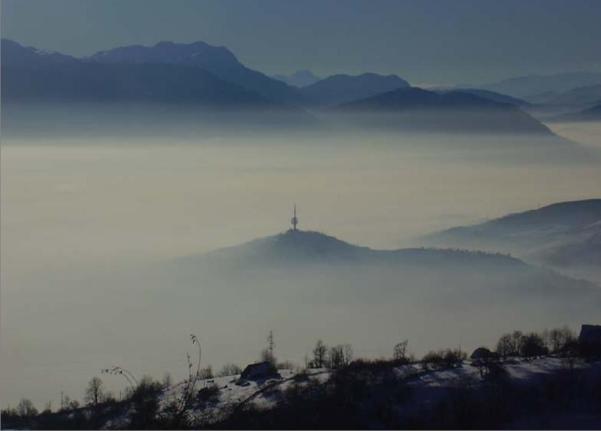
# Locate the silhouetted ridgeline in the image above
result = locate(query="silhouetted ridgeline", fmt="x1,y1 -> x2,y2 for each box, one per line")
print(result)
2,38 -> 572,139
298,73 -> 409,107
3,325 -> 600,429
420,198 -> 601,271
329,87 -> 553,135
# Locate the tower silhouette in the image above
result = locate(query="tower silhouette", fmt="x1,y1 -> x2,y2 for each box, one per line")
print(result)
291,204 -> 299,231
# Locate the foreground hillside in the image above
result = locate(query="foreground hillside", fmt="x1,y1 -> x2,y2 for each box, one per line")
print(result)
5,350 -> 601,429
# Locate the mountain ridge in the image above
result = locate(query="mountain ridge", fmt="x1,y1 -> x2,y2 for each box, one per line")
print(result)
87,40 -> 303,105
419,199 -> 601,274
189,228 -> 530,269
300,73 -> 410,107
482,71 -> 601,101
329,87 -> 553,135
1,39 -> 280,107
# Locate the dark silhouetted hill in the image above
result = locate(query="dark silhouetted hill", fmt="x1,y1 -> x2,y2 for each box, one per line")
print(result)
421,199 -> 601,270
88,40 -> 303,104
541,84 -> 601,108
1,39 -> 279,107
446,88 -> 530,106
482,72 -> 601,101
330,87 -> 552,134
200,229 -> 525,269
174,228 -> 600,305
553,103 -> 601,122
299,73 -> 410,107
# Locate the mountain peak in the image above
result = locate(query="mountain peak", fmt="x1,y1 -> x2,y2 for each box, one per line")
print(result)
89,40 -> 240,66
300,72 -> 410,106
87,40 -> 301,104
207,229 -> 372,264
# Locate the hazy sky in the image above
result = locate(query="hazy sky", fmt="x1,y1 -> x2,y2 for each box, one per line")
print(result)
2,0 -> 601,85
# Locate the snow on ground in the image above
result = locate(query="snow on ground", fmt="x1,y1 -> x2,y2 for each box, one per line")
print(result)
152,358 -> 598,426
502,356 -> 573,380
395,356 -> 584,389
160,368 -> 331,423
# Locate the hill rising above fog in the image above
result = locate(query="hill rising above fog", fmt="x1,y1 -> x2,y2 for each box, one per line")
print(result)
201,229 -> 525,269
420,199 -> 601,271
0,38 -> 589,142
1,39 -> 282,108
87,40 -> 303,105
329,87 -> 553,134
299,73 -> 410,107
482,72 -> 601,101
176,228 -> 599,295
167,227 -> 601,339
444,88 -> 530,107
553,103 -> 601,122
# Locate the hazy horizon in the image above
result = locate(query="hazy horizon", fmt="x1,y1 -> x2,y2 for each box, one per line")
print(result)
3,0 -> 601,85
2,3 -> 601,426
2,119 -> 601,408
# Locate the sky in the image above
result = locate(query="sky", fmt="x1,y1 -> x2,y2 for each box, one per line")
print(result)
2,0 -> 601,85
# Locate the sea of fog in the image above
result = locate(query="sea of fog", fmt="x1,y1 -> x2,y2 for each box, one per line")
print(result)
2,123 -> 601,408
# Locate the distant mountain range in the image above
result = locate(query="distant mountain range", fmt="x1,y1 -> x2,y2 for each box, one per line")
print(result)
328,87 -> 552,134
420,199 -> 601,274
298,73 -> 409,107
2,38 -> 594,138
1,39 -> 281,108
482,71 -> 601,102
272,70 -> 320,87
551,103 -> 601,123
88,40 -> 303,105
443,88 -> 530,107
536,84 -> 601,107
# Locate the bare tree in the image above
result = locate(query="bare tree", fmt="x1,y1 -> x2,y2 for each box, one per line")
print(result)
342,344 -> 353,365
328,344 -> 353,369
496,334 -> 513,358
520,333 -> 548,358
548,326 -> 575,353
393,340 -> 408,361
496,331 -> 524,357
16,398 -> 38,417
312,340 -> 328,368
161,333 -> 203,428
84,376 -> 105,407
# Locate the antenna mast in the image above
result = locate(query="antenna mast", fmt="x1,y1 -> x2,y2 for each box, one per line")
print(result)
291,204 -> 299,231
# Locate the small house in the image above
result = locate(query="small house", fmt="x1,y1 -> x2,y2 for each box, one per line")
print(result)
240,361 -> 280,381
578,324 -> 601,355
470,347 -> 498,362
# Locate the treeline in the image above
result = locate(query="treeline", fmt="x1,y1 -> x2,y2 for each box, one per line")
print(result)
2,325 -> 598,429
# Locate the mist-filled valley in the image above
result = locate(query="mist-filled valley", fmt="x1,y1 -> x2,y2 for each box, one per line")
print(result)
2,15 -> 601,427
2,111 -> 601,408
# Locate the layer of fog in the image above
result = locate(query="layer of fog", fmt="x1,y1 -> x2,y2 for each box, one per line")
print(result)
2,120 -> 601,408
